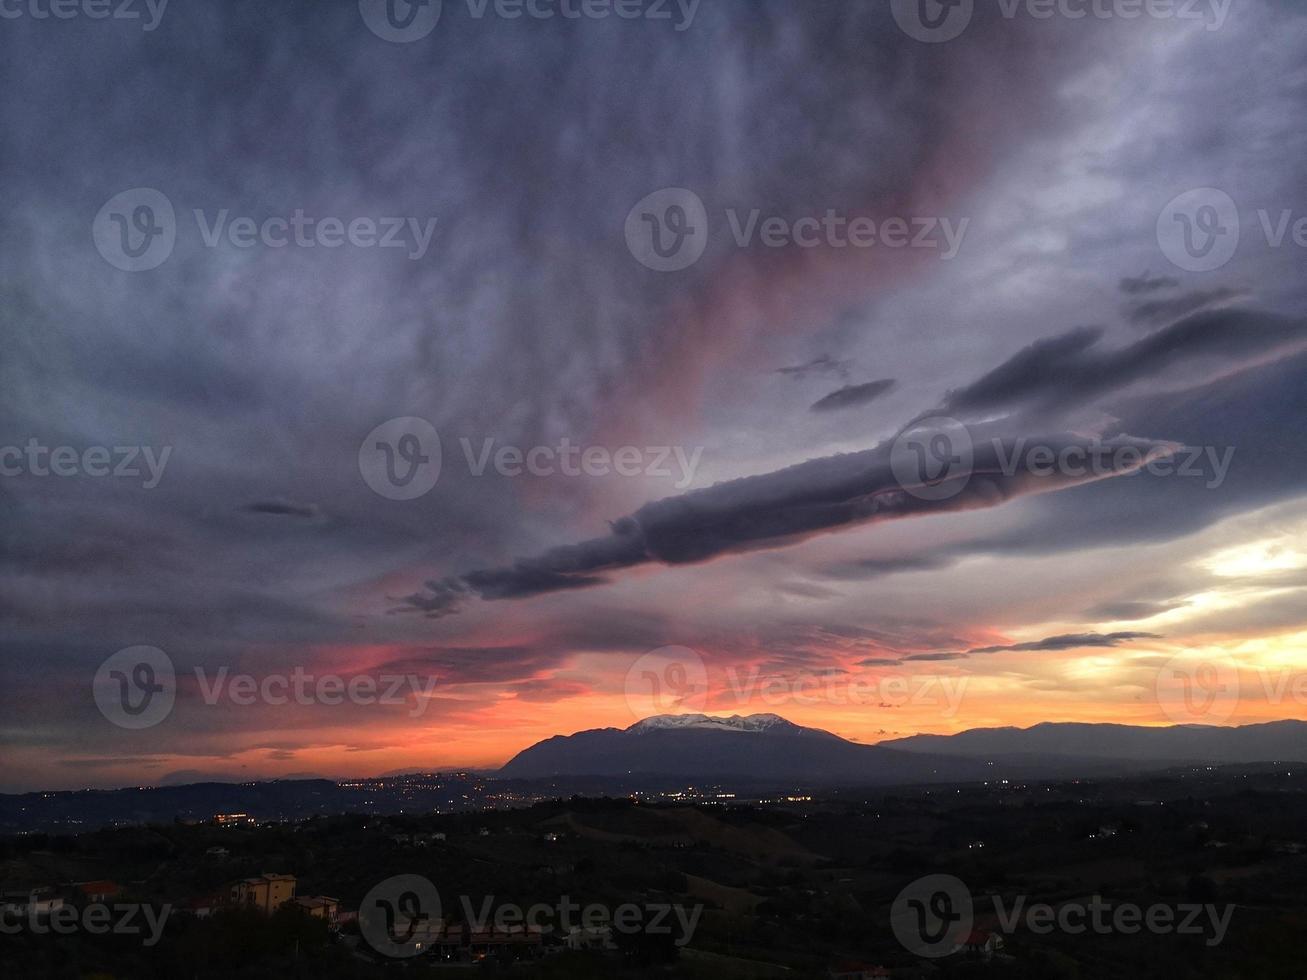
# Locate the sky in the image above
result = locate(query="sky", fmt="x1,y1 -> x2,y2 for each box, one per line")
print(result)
2,0 -> 1306,793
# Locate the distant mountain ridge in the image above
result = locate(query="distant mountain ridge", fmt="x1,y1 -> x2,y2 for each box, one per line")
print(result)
881,719 -> 1307,763
500,713 -> 992,784
499,714 -> 1307,782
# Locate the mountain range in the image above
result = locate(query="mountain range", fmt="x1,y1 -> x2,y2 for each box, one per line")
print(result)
499,714 -> 1307,783
499,712 -> 992,783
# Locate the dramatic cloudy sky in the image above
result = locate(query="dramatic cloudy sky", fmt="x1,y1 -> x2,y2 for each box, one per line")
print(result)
2,1 -> 1306,792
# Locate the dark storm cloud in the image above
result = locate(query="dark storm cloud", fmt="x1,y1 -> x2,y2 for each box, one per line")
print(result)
1127,287 -> 1248,327
975,344 -> 1307,555
238,500 -> 322,519
407,429 -> 1174,616
1119,273 -> 1180,295
859,631 -> 1160,666
1087,599 -> 1186,621
776,355 -> 853,382
968,631 -> 1161,654
931,309 -> 1306,422
752,619 -> 970,662
407,305 -> 1305,618
822,554 -> 956,580
810,379 -> 898,413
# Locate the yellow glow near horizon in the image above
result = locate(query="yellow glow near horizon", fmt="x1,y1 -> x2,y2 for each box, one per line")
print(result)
1204,539 -> 1307,578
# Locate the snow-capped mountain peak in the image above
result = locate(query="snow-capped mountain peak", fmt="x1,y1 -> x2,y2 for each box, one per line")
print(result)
626,713 -> 798,735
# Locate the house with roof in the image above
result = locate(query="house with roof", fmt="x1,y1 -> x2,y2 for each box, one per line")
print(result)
228,873 -> 296,914
76,880 -> 122,904
293,895 -> 341,923
960,927 -> 1004,959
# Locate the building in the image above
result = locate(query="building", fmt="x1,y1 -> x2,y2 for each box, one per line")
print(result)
293,895 -> 340,923
960,928 -> 1004,959
180,891 -> 224,919
228,873 -> 296,914
829,966 -> 890,980
76,880 -> 121,903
